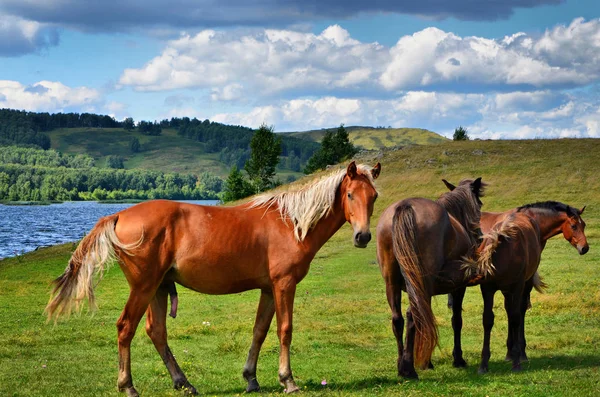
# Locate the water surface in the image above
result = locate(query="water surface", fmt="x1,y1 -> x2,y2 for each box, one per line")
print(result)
0,200 -> 219,259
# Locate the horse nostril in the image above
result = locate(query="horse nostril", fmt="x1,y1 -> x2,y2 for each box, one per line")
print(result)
581,246 -> 589,255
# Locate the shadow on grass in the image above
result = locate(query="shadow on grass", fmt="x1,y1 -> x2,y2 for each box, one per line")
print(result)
200,355 -> 600,395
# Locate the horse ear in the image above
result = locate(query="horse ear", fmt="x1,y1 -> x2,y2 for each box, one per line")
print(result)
579,205 -> 586,215
442,179 -> 456,191
471,177 -> 483,197
371,163 -> 381,179
347,161 -> 357,179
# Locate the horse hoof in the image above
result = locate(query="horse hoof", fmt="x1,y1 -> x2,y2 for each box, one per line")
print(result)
174,380 -> 198,396
478,367 -> 488,375
505,354 -> 511,362
520,354 -> 529,362
119,387 -> 140,397
512,365 -> 522,373
453,359 -> 468,368
284,384 -> 300,393
427,361 -> 434,370
246,378 -> 261,393
399,368 -> 419,380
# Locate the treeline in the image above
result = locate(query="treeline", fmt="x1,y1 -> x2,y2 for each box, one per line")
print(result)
0,146 -> 95,168
169,117 -> 319,170
0,146 -> 222,202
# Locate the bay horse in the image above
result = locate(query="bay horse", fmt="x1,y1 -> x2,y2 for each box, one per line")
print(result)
46,161 -> 381,396
376,178 -> 485,379
448,201 -> 589,372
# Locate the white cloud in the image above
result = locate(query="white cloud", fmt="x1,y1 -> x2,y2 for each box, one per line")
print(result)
119,19 -> 600,98
0,80 -> 101,112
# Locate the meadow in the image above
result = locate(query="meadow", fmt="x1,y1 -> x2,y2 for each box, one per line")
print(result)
0,138 -> 599,396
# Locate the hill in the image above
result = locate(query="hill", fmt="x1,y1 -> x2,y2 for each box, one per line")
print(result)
1,138 -> 596,395
284,126 -> 448,149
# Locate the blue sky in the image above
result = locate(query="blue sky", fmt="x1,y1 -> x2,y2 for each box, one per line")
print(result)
1,0 -> 600,138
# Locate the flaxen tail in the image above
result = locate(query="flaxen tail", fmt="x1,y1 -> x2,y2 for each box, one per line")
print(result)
391,204 -> 437,368
470,215 -> 520,278
45,214 -> 141,321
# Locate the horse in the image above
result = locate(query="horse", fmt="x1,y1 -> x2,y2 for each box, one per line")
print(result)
376,177 -> 485,379
46,161 -> 381,396
448,201 -> 589,372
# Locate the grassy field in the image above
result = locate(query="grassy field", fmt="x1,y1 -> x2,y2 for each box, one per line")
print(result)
284,126 -> 447,149
1,138 -> 599,396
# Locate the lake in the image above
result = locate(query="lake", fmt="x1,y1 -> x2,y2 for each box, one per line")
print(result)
0,200 -> 219,259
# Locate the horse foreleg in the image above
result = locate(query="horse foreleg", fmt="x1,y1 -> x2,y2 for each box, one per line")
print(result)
451,286 -> 468,368
503,287 -> 524,372
243,289 -> 275,393
384,279 -> 405,376
146,284 -> 197,395
399,308 -> 419,379
117,289 -> 157,397
506,279 -> 533,362
478,284 -> 496,375
273,278 -> 299,393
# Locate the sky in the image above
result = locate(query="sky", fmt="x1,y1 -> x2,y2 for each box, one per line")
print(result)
1,0 -> 600,139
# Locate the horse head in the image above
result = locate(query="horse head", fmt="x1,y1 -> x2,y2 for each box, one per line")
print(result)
562,205 -> 589,255
342,161 -> 381,248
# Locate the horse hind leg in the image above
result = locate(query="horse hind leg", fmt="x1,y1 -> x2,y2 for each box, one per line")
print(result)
146,284 -> 197,395
243,289 -> 275,393
117,287 -> 159,397
399,308 -> 419,379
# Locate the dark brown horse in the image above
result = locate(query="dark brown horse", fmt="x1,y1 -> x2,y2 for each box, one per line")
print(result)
448,201 -> 589,372
376,178 -> 484,379
46,161 -> 381,396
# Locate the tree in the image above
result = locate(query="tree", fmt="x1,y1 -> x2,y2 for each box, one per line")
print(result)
304,124 -> 357,174
453,126 -> 470,141
106,155 -> 124,169
129,137 -> 141,153
244,124 -> 282,193
222,166 -> 253,202
123,117 -> 135,131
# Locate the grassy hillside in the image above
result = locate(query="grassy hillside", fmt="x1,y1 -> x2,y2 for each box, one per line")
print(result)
1,138 -> 598,396
49,128 -> 233,177
285,126 -> 448,149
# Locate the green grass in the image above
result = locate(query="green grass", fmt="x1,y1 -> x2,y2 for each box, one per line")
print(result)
1,138 -> 599,396
284,126 -> 448,149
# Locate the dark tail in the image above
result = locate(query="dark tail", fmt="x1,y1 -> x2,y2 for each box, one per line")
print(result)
391,204 -> 438,368
45,214 -> 142,321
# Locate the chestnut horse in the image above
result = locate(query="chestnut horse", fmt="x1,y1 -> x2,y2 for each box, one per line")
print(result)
46,161 -> 381,396
376,178 -> 484,379
448,201 -> 589,372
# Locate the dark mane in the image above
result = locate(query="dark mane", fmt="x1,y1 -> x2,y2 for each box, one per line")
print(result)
517,201 -> 579,218
437,179 -> 484,246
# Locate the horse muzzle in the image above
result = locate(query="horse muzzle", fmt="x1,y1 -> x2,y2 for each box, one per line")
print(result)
578,244 -> 589,255
353,230 -> 372,248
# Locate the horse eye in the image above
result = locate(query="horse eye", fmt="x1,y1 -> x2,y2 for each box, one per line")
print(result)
572,224 -> 578,230
347,192 -> 353,200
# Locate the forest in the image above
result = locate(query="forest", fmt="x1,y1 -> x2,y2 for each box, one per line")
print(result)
0,146 -> 221,202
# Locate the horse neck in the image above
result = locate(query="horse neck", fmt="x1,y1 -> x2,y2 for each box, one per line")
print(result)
302,190 -> 347,253
522,208 -> 565,243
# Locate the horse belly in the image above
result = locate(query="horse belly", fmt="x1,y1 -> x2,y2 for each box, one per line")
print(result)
172,250 -> 270,295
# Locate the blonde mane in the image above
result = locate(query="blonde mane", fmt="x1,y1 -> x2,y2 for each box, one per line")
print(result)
250,164 -> 376,241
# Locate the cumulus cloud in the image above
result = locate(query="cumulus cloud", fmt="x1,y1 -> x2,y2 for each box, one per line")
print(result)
0,0 -> 560,37
119,25 -> 387,95
0,15 -> 59,56
119,19 -> 600,98
0,80 -> 101,112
